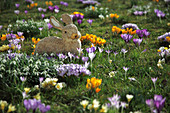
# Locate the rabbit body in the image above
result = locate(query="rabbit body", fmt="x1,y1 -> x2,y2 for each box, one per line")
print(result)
35,36 -> 81,55
35,14 -> 81,55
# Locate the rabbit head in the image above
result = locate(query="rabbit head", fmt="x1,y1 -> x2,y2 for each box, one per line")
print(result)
50,14 -> 81,41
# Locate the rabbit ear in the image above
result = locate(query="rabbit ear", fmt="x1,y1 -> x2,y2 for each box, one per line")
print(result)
61,13 -> 73,25
50,16 -> 63,30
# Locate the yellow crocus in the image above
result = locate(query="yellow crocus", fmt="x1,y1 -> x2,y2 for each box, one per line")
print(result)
0,100 -> 8,110
24,88 -> 30,94
7,104 -> 16,113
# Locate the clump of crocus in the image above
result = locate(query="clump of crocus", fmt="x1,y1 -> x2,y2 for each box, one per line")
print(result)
112,26 -> 136,35
154,9 -> 165,18
27,3 -> 38,9
121,34 -> 133,43
80,34 -> 106,47
0,100 -> 16,113
71,12 -> 84,25
107,94 -> 127,112
80,99 -> 107,112
45,1 -> 53,6
110,13 -> 119,19
157,32 -> 170,42
60,1 -> 68,7
136,29 -> 150,38
122,23 -> 139,30
146,94 -> 166,113
157,46 -> 170,57
133,38 -> 143,46
56,63 -> 91,77
32,37 -> 40,55
86,77 -> 102,93
24,99 -> 50,113
0,33 -> 25,52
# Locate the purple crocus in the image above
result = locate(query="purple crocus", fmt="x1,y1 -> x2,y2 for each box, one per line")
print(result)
15,3 -> 20,8
47,23 -> 53,29
38,7 -> 43,12
121,34 -> 133,43
0,25 -> 3,30
63,2 -> 68,7
133,38 -> 143,46
82,57 -> 89,62
39,103 -> 51,113
48,6 -> 54,11
87,19 -> 93,26
39,77 -> 44,83
151,77 -> 158,84
43,9 -> 47,12
17,32 -> 23,37
41,14 -> 45,19
20,76 -> 26,82
123,66 -> 129,72
25,10 -> 28,14
105,50 -> 111,54
86,47 -> 96,53
77,19 -> 82,25
60,1 -> 64,5
54,5 -> 59,10
146,95 -> 166,113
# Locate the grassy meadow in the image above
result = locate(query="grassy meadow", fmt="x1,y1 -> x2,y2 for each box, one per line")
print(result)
0,0 -> 170,113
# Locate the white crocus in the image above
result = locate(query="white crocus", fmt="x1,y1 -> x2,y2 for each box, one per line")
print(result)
109,71 -> 117,77
80,100 -> 89,110
55,83 -> 63,90
93,99 -> 100,111
99,14 -> 105,19
126,94 -> 134,103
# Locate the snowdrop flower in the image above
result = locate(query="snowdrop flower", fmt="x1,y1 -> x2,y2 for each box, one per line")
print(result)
99,14 -> 105,19
126,94 -> 134,103
44,19 -> 50,23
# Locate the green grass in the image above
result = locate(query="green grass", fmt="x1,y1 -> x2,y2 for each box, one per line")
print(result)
0,0 -> 170,113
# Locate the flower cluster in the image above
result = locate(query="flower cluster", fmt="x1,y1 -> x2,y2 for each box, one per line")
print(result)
71,12 -> 84,25
27,2 -> 38,9
24,99 -> 50,113
136,29 -> 150,38
128,4 -> 151,16
112,26 -> 136,35
86,77 -> 102,93
41,78 -> 66,90
154,9 -> 165,18
122,23 -> 139,30
85,6 -> 109,18
60,1 -> 68,7
0,32 -> 25,52
45,1 -> 53,6
157,32 -> 170,42
13,19 -> 47,37
110,13 -> 119,19
56,63 -> 91,77
146,95 -> 166,113
32,37 -> 41,55
80,34 -> 106,47
80,99 -> 108,112
0,100 -> 16,113
78,0 -> 100,5
48,5 -> 59,13
157,46 -> 170,57
107,94 -> 127,110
